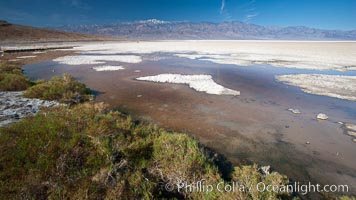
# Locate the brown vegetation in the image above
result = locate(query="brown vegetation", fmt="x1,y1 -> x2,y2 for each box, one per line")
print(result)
0,20 -> 118,45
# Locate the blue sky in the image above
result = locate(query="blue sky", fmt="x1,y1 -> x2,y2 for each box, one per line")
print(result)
0,0 -> 355,30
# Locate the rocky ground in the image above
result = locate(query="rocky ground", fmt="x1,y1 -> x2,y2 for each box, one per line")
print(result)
0,91 -> 60,127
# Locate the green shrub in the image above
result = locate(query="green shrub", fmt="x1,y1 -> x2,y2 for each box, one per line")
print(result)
339,196 -> 356,200
0,62 -> 23,74
0,73 -> 32,91
225,165 -> 290,200
0,103 -> 111,199
0,62 -> 33,91
0,103 -> 294,199
24,73 -> 93,104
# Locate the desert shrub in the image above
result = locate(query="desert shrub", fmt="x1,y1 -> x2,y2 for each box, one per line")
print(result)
0,103 -> 109,199
226,165 -> 290,200
0,73 -> 32,91
149,132 -> 222,199
0,103 -> 294,199
0,62 -> 32,91
0,62 -> 23,74
0,103 -> 147,199
24,73 -> 93,104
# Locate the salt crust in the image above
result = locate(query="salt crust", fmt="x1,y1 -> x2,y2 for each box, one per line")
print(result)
53,55 -> 142,65
276,74 -> 356,101
92,66 -> 125,71
136,74 -> 240,96
69,40 -> 356,71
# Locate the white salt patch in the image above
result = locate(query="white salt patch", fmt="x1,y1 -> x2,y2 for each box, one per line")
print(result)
136,74 -> 240,96
53,55 -> 142,65
276,74 -> 356,101
93,66 -> 125,71
16,55 -> 36,59
9,59 -> 19,62
346,123 -> 356,132
70,41 -> 356,71
199,57 -> 253,66
175,53 -> 253,66
134,70 -> 141,73
174,53 -> 202,59
2,44 -> 73,51
288,108 -> 301,114
317,113 -> 328,120
32,51 -> 46,54
345,123 -> 356,141
174,53 -> 225,60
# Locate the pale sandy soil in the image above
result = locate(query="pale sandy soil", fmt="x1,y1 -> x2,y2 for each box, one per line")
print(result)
276,74 -> 356,101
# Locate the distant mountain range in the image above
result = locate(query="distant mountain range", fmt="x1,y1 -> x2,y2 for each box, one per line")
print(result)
55,19 -> 356,40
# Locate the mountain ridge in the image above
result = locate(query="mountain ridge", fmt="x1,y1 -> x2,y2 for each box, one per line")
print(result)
55,19 -> 356,40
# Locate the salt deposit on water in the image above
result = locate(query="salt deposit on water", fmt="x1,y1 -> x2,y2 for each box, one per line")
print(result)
53,55 -> 142,65
276,74 -> 356,101
49,41 -> 356,100
317,113 -> 329,120
93,66 -> 125,71
288,108 -> 301,114
136,74 -> 240,96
